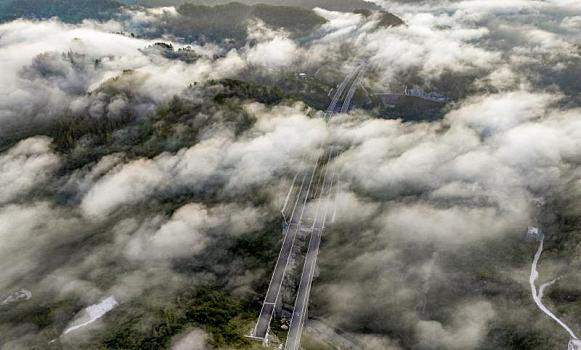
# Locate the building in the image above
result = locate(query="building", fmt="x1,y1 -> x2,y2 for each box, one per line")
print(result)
526,227 -> 545,242
568,339 -> 581,350
404,85 -> 449,103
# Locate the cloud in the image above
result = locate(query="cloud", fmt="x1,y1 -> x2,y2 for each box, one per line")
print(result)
381,202 -> 529,244
366,0 -> 581,97
0,20 -> 149,124
80,103 -> 326,218
1,2 -> 581,348
358,334 -> 403,350
171,328 -> 211,350
124,203 -> 263,261
447,91 -> 557,135
0,19 -> 246,130
245,20 -> 306,68
366,13 -> 499,79
312,86 -> 580,347
416,300 -> 495,349
336,89 -> 580,207
0,202 -> 81,291
247,36 -> 301,68
2,0 -> 578,139
0,137 -> 60,205
124,204 -> 212,260
312,8 -> 366,42
81,158 -> 168,218
562,15 -> 581,29
309,6 -> 502,84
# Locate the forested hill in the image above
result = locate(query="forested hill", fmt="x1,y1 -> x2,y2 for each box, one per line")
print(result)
0,0 -> 401,32
123,0 -> 382,11
128,1 -> 403,30
176,2 -> 327,35
0,1 -> 327,42
354,8 -> 404,28
0,0 -> 122,23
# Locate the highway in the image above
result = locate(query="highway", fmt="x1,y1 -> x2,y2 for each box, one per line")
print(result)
327,64 -> 363,115
285,65 -> 365,350
252,151 -> 322,340
251,63 -> 366,346
340,67 -> 366,114
285,149 -> 337,350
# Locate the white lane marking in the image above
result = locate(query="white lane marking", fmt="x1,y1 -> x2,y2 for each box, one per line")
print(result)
281,171 -> 300,223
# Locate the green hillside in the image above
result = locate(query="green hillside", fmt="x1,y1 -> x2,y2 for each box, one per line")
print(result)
121,0 -> 382,11
152,2 -> 326,43
354,8 -> 404,28
0,0 -> 122,23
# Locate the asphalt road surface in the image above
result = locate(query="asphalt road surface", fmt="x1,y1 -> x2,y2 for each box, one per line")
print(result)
286,65 -> 365,349
253,152 -> 321,339
252,64 -> 364,344
285,150 -> 337,350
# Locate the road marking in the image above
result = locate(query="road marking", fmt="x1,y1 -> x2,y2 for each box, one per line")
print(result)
252,149 -> 322,339
286,64 -> 366,350
251,64 -> 366,347
281,172 -> 300,223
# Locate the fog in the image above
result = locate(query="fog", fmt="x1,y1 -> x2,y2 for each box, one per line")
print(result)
0,1 -> 580,349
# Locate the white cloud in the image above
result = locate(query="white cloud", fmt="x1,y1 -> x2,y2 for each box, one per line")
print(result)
245,21 -> 303,68
0,137 -> 60,204
171,329 -> 211,350
124,203 -> 263,261
562,16 -> 581,29
0,202 -> 80,291
417,301 -> 495,349
0,19 -> 246,128
80,103 -> 326,218
381,202 -> 529,244
333,90 -> 581,248
447,91 -> 556,134
247,36 -> 301,68
81,158 -> 167,218
125,204 -> 212,260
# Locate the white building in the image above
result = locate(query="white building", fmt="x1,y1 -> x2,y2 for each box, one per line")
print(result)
568,339 -> 581,350
526,227 -> 544,241
404,85 -> 448,103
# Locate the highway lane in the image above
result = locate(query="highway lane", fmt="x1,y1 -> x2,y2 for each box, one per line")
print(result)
340,67 -> 367,114
285,65 -> 366,350
327,64 -> 362,115
281,171 -> 300,223
285,151 -> 336,350
252,63 -> 365,344
285,228 -> 323,350
253,150 -> 322,340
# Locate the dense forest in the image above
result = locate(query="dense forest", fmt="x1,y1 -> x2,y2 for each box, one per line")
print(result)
0,0 -> 122,22
122,0 -> 382,11
174,2 -> 326,41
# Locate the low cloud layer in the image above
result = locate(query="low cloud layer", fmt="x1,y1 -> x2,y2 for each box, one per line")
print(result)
416,300 -> 495,349
171,328 -> 211,350
1,1 -> 580,349
0,137 -> 60,204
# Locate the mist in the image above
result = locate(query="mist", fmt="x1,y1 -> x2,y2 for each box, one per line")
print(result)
0,1 -> 580,349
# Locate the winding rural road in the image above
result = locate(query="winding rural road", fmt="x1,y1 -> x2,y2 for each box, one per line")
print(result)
529,235 -> 579,343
